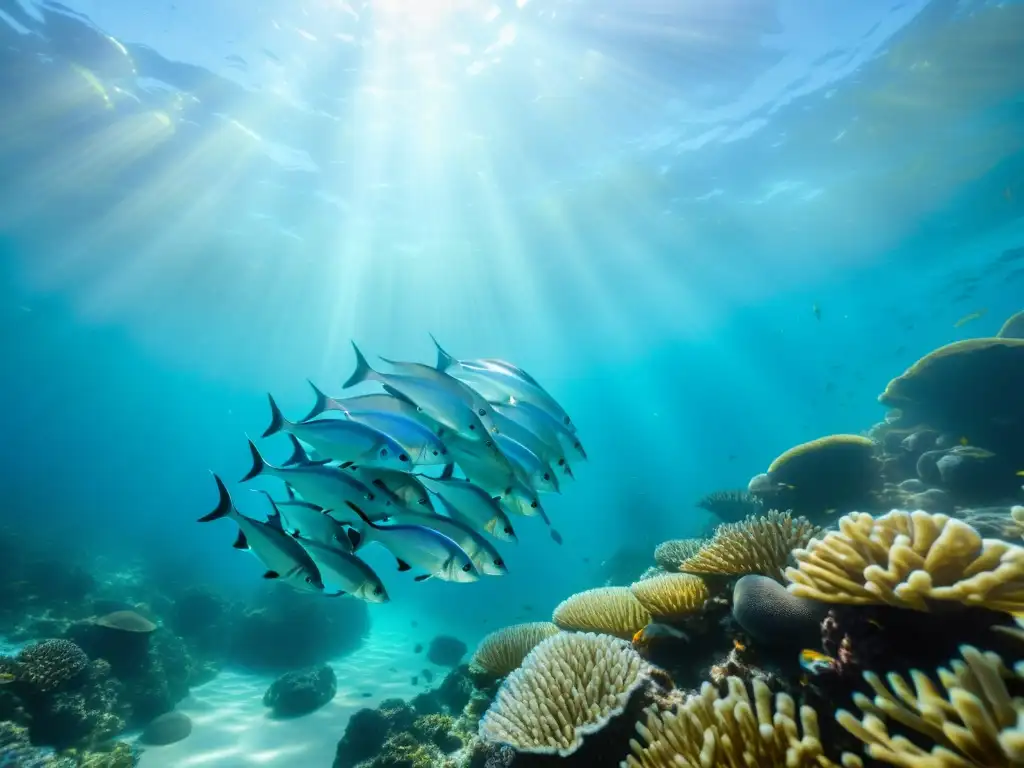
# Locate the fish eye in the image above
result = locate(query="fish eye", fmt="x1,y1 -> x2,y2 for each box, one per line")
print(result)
530,501 -> 538,509
305,576 -> 314,584
373,586 -> 383,595
543,473 -> 551,481
478,408 -> 486,416
399,453 -> 409,462
418,497 -> 429,505
485,440 -> 494,448
494,558 -> 504,567
469,424 -> 476,430
558,458 -> 565,466
461,563 -> 472,572
504,526 -> 513,534
380,448 -> 388,457
432,450 -> 439,456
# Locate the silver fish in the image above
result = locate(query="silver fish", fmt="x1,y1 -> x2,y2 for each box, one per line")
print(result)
346,465 -> 433,511
497,399 -> 587,461
430,335 -> 575,434
344,343 -> 491,442
298,538 -> 389,603
303,384 -> 443,435
240,439 -> 392,521
490,408 -> 574,479
416,475 -> 517,543
346,502 -> 480,583
263,394 -> 412,470
252,490 -> 351,550
199,474 -> 324,592
345,409 -> 449,466
495,434 -> 560,494
374,508 -> 507,577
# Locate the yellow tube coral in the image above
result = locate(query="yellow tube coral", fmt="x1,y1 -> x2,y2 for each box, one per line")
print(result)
469,622 -> 561,678
785,509 -> 1024,613
629,574 -> 709,621
653,539 -> 705,571
836,645 -> 1024,767
552,587 -> 652,640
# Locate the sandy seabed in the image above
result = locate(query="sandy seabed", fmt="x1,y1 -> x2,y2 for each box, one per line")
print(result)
136,627 -> 427,768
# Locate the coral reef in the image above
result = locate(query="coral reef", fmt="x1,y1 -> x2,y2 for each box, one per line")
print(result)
263,664 -> 337,718
732,574 -> 828,650
552,587 -> 651,640
651,539 -> 703,571
427,636 -> 469,668
469,624 -> 561,679
695,490 -> 762,524
629,574 -> 709,622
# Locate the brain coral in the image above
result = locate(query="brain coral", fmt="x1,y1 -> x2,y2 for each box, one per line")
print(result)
679,510 -> 822,581
470,622 -> 561,678
837,645 -> 1024,767
732,574 -> 828,649
785,509 -> 1024,613
15,639 -> 89,691
629,574 -> 709,621
998,310 -> 1024,339
479,632 -> 649,756
622,676 -> 839,768
552,587 -> 652,640
653,539 -> 704,571
696,490 -> 763,524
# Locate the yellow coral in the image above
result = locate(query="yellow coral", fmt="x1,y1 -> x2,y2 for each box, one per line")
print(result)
836,645 -> 1024,767
469,622 -> 561,678
785,509 -> 1024,613
653,539 -> 704,570
630,574 -> 709,621
552,587 -> 652,640
767,434 -> 877,475
479,632 -> 649,756
621,677 -> 840,768
679,510 -> 822,581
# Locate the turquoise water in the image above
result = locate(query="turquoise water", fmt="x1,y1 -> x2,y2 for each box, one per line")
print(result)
1,1 -> 1023,766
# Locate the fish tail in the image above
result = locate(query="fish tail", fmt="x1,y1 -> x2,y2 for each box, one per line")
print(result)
549,527 -> 563,545
240,438 -> 271,482
439,462 -> 455,480
302,380 -> 331,421
283,434 -> 310,467
262,393 -> 289,438
429,333 -> 454,371
198,474 -> 235,522
343,342 -> 375,388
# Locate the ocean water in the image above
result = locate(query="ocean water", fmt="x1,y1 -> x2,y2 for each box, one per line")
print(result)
1,1 -> 1023,767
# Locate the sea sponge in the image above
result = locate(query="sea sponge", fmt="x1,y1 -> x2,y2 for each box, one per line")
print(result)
998,310 -> 1024,339
15,639 -> 89,691
653,539 -> 704,571
696,490 -> 763,523
785,509 -> 1024,613
678,510 -> 822,581
629,574 -> 709,621
479,632 -> 649,756
836,645 -> 1024,767
469,622 -> 561,678
621,676 -> 839,768
95,611 -> 157,634
732,574 -> 829,649
552,587 -> 652,640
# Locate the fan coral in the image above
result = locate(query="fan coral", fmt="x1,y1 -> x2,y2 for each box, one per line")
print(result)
785,509 -> 1024,613
621,676 -> 839,768
696,490 -> 763,524
732,574 -> 828,649
479,632 -> 649,756
552,587 -> 652,640
836,645 -> 1024,767
16,639 -> 89,692
469,622 -> 561,678
629,574 -> 709,621
653,539 -> 704,571
998,310 -> 1024,339
678,510 -> 822,581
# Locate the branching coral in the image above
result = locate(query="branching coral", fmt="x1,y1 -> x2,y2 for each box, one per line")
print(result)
629,574 -> 709,621
621,676 -> 840,768
469,622 -> 561,678
785,509 -> 1024,613
696,490 -> 763,524
653,539 -> 705,571
552,587 -> 652,640
678,510 -> 821,581
836,645 -> 1024,767
479,632 -> 650,756
16,639 -> 89,692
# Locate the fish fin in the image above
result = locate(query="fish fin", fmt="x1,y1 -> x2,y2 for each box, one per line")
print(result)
345,501 -> 383,530
343,342 -> 375,388
396,559 -> 412,572
325,590 -> 347,598
301,380 -> 330,422
233,530 -> 249,550
428,333 -> 454,371
550,528 -> 563,545
283,435 -> 309,467
266,506 -> 285,531
198,474 -> 234,522
285,483 -> 297,501
262,393 -> 288,438
378,355 -> 400,365
347,528 -> 363,549
340,461 -> 354,469
440,463 -> 455,481
262,570 -> 280,579
240,438 -> 269,482
414,574 -> 431,582
382,384 -> 418,406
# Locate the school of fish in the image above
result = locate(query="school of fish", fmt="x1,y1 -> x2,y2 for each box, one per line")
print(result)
198,337 -> 585,602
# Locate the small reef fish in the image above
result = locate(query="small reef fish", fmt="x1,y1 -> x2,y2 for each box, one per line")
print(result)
344,342 -> 492,441
954,309 -> 987,328
199,475 -> 324,593
346,502 -> 480,583
0,672 -> 15,684
416,474 -> 517,543
252,490 -> 351,550
264,394 -> 411,470
813,303 -> 821,321
633,623 -> 689,646
298,537 -> 389,603
798,649 -> 838,675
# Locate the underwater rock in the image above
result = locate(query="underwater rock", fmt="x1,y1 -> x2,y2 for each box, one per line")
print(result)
915,449 -> 946,485
263,664 -> 337,718
426,636 -> 467,667
695,490 -> 762,524
333,700 -> 412,768
731,575 -> 828,650
998,309 -> 1024,338
935,445 -> 1019,503
139,710 -> 192,745
896,478 -> 926,493
907,487 -> 953,513
167,588 -> 229,660
411,713 -> 462,752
